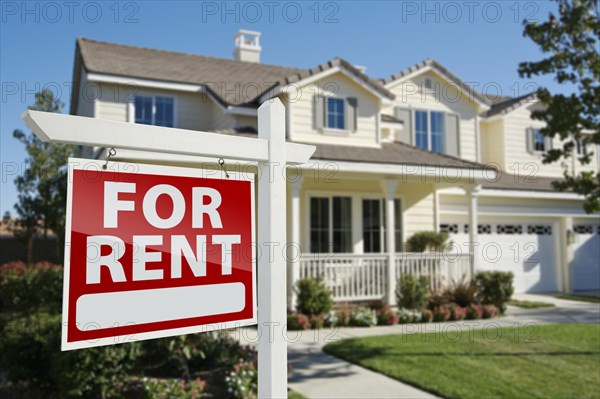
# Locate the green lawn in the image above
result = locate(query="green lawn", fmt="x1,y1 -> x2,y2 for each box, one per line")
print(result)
508,299 -> 555,308
324,324 -> 600,399
556,294 -> 600,303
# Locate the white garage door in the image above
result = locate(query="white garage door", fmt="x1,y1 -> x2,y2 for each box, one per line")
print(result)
572,224 -> 600,291
441,221 -> 560,293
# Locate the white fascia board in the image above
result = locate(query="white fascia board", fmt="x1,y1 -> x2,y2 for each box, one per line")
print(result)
381,122 -> 404,130
87,72 -> 205,93
302,160 -> 496,181
441,209 -> 599,218
439,187 -> 584,200
227,106 -> 257,116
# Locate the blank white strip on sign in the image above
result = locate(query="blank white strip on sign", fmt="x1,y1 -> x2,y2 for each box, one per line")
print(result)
76,283 -> 245,329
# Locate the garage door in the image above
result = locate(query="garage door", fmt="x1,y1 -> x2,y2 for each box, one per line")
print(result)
441,221 -> 560,293
572,224 -> 600,291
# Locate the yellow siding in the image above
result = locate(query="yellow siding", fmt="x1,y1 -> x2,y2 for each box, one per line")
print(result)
290,71 -> 380,147
480,119 -> 505,169
503,103 -> 598,178
386,71 -> 480,161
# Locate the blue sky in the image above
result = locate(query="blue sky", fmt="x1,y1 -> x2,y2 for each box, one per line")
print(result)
1,0 -> 560,215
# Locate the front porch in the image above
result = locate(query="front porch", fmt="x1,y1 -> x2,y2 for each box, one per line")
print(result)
298,252 -> 471,303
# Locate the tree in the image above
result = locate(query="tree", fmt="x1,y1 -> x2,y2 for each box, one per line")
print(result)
12,89 -> 75,262
518,0 -> 600,213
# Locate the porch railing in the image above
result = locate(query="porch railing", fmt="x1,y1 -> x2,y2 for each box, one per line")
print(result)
298,253 -> 471,302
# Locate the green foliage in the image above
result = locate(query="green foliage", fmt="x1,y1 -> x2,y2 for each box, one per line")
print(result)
406,231 -> 449,252
474,271 -> 514,314
0,312 -> 141,399
376,305 -> 399,325
286,312 -> 311,330
141,377 -> 205,399
12,89 -> 76,260
295,277 -> 333,316
395,273 -> 430,309
0,262 -> 63,314
519,0 -> 600,213
225,349 -> 257,399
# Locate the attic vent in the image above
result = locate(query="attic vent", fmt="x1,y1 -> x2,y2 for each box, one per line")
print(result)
424,77 -> 434,90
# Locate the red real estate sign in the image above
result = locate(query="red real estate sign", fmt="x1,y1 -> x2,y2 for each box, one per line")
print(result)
62,159 -> 256,350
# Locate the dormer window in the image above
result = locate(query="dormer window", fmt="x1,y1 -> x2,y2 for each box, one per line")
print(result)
533,129 -> 545,152
424,77 -> 434,91
134,95 -> 175,127
326,98 -> 345,130
526,128 -> 552,154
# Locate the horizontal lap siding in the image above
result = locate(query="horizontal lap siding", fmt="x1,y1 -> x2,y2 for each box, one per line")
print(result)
290,72 -> 380,147
503,104 -> 598,178
480,119 -> 504,169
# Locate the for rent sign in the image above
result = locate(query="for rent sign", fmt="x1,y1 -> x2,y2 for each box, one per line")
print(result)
62,159 -> 256,350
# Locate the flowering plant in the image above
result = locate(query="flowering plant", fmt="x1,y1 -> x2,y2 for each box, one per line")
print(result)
350,307 -> 377,327
376,305 -> 399,325
142,377 -> 205,399
225,349 -> 258,399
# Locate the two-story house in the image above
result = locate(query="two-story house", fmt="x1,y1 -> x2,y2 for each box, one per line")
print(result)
69,31 -> 600,307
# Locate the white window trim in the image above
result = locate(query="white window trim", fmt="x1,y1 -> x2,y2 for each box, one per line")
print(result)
325,97 -> 346,131
307,194 -> 353,254
413,109 -> 446,153
531,128 -> 546,154
131,94 -> 178,128
361,197 -> 403,254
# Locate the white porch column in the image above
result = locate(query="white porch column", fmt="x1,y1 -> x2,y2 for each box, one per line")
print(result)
466,184 -> 481,275
288,177 -> 303,310
382,179 -> 398,305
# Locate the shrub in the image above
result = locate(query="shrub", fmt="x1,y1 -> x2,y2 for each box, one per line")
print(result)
324,310 -> 339,327
466,304 -> 484,320
376,306 -> 399,325
350,307 -> 376,327
396,273 -> 430,309
406,231 -> 449,252
447,303 -> 467,321
420,308 -> 433,323
295,278 -> 333,316
475,271 -> 514,314
141,377 -> 205,399
427,290 -> 450,309
432,306 -> 451,322
398,308 -> 422,324
287,312 -> 311,330
225,349 -> 257,399
0,262 -> 63,314
335,303 -> 352,327
482,304 -> 499,319
309,314 -> 325,329
444,277 -> 479,307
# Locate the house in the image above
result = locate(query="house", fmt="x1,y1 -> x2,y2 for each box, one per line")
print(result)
69,31 -> 600,307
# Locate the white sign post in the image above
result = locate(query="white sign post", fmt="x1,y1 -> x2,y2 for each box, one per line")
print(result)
22,98 -> 315,399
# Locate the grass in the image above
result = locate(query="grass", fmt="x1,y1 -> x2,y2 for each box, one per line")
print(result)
508,299 -> 555,308
324,324 -> 600,399
556,294 -> 600,303
288,391 -> 307,399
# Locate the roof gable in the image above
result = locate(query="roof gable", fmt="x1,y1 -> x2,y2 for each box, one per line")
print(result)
380,58 -> 490,109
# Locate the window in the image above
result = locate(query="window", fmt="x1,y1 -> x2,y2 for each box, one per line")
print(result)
415,110 -> 428,150
424,77 -> 434,90
414,110 -> 445,153
430,111 -> 445,153
576,138 -> 588,156
134,96 -> 174,127
362,199 -> 402,253
326,98 -> 345,130
310,196 -> 352,253
533,129 -> 545,152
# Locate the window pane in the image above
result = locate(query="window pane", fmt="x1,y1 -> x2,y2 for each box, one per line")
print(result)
333,197 -> 352,253
134,96 -> 153,125
415,110 -> 428,150
326,98 -> 345,129
533,129 -> 545,152
155,97 -> 174,127
430,112 -> 445,153
310,198 -> 329,253
363,199 -> 382,253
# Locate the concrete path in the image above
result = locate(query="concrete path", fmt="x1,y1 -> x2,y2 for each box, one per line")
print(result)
236,295 -> 599,399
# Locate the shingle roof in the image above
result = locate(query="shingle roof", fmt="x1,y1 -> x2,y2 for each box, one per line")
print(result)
379,58 -> 490,106
73,38 -> 394,111
482,173 -> 561,192
483,93 -> 537,118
